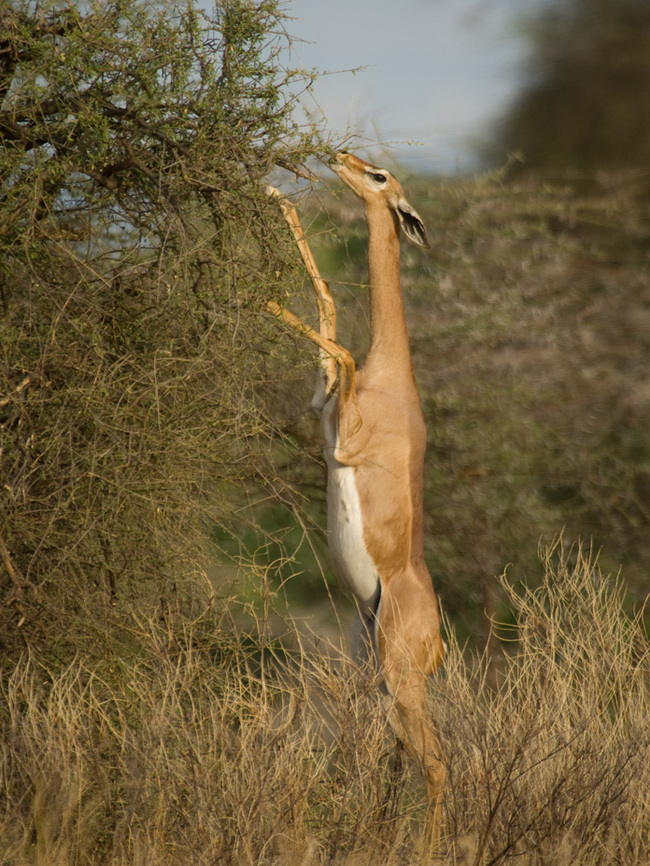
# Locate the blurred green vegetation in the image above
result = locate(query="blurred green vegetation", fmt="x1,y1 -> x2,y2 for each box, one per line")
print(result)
258,167 -> 650,646
484,0 -> 650,176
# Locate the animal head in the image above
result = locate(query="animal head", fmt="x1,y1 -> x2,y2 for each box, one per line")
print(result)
330,151 -> 429,248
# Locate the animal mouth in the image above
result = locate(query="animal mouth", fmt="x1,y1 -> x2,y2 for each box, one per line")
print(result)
328,151 -> 348,173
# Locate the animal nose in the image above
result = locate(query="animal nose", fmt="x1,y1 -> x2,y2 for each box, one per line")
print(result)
329,151 -> 349,168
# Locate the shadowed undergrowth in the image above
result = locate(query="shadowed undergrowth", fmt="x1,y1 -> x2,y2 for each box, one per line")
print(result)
1,543 -> 648,865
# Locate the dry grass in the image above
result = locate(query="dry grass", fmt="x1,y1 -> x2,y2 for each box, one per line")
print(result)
1,543 -> 648,865
438,540 -> 650,865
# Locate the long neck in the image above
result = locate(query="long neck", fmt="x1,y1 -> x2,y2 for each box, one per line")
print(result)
364,202 -> 414,381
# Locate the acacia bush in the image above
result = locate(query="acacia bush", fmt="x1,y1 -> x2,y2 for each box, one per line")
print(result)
0,0 -> 331,658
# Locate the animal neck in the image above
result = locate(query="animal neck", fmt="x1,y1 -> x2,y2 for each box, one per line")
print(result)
364,202 -> 414,381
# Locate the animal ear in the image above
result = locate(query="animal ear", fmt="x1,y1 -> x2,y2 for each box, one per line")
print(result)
396,200 -> 429,248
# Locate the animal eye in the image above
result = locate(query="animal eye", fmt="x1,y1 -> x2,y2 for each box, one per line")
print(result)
369,172 -> 387,184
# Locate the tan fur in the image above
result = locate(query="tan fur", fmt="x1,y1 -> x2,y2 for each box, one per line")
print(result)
268,152 -> 445,856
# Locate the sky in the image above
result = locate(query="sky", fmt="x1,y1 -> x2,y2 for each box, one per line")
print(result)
280,0 -> 544,173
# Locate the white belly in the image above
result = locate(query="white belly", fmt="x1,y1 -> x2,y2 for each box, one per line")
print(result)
327,462 -> 380,608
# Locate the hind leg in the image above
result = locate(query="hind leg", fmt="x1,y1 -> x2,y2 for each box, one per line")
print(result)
376,581 -> 446,857
389,673 -> 446,858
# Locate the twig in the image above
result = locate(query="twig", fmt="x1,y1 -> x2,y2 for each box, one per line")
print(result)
0,531 -> 34,600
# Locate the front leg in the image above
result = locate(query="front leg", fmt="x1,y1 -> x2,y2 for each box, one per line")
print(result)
267,301 -> 363,456
267,187 -> 337,410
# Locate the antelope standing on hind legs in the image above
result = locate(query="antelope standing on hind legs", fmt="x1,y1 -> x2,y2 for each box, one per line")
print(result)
267,152 -> 446,854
